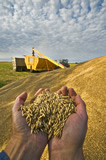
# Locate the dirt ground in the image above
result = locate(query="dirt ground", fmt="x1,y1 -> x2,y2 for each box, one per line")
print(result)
0,56 -> 105,159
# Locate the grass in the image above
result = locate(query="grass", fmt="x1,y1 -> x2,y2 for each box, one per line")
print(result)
0,62 -> 78,88
69,63 -> 78,67
0,62 -> 33,88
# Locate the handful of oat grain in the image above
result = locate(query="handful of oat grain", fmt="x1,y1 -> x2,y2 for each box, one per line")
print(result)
20,91 -> 76,139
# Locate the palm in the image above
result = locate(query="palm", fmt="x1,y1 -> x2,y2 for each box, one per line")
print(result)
49,113 -> 86,151
13,109 -> 31,134
48,87 -> 88,157
12,91 -> 48,156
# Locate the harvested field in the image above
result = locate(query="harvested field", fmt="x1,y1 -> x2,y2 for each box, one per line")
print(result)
0,62 -> 33,88
0,56 -> 105,159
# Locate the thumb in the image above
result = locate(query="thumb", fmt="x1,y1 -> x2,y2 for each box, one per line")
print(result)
12,91 -> 27,112
75,95 -> 87,117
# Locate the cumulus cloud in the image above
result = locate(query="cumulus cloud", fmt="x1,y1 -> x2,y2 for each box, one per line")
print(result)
0,0 -> 106,62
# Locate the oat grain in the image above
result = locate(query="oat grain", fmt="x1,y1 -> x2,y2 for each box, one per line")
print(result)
20,91 -> 76,139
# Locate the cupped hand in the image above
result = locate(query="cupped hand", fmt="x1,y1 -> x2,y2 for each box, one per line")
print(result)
5,89 -> 48,160
48,86 -> 88,160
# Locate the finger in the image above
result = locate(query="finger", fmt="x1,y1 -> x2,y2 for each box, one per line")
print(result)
13,91 -> 27,112
30,88 -> 49,103
75,95 -> 87,119
34,88 -> 44,96
68,88 -> 77,97
61,86 -> 68,96
45,88 -> 50,92
57,90 -> 62,95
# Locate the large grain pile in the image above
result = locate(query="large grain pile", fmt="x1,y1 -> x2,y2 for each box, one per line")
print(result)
0,56 -> 105,159
20,91 -> 76,139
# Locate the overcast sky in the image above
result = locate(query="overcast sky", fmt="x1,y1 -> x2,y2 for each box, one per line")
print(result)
0,0 -> 106,62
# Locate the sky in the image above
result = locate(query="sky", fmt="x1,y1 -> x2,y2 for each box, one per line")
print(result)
0,0 -> 106,62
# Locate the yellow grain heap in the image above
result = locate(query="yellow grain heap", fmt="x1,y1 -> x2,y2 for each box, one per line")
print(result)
20,91 -> 76,139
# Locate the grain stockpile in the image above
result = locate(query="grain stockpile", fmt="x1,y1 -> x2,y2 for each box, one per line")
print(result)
0,56 -> 105,160
20,91 -> 76,139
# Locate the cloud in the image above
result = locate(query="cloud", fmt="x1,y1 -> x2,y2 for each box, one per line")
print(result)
0,0 -> 106,62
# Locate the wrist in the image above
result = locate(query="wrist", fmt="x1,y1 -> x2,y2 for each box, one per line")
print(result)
49,147 -> 85,160
71,148 -> 85,160
5,135 -> 41,160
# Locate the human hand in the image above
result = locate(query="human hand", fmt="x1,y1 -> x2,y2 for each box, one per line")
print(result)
5,89 -> 48,160
48,86 -> 88,160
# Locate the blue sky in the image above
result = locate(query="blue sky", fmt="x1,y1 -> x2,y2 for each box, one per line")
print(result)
0,0 -> 106,62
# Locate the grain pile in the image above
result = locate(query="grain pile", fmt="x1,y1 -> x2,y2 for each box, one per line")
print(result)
20,91 -> 76,139
0,56 -> 105,159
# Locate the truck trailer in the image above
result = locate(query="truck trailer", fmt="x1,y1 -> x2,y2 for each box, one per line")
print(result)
12,49 -> 66,72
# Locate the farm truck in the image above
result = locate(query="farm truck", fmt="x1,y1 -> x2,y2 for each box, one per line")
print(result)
12,48 -> 67,72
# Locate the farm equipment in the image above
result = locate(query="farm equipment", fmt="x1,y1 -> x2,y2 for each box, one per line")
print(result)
59,59 -> 70,67
24,48 -> 65,72
12,57 -> 27,71
12,48 -> 66,72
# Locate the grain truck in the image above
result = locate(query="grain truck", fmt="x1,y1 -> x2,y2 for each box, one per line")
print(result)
12,49 -> 66,72
24,48 -> 65,72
